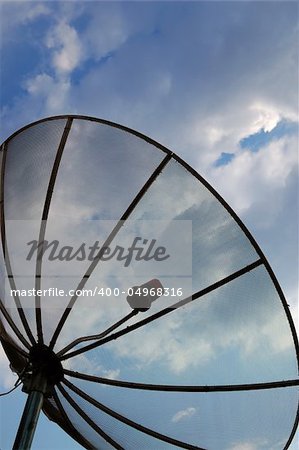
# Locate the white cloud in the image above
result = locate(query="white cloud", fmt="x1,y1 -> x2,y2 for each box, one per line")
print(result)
228,437 -> 272,450
0,2 -> 50,41
111,313 -> 215,374
82,5 -> 130,61
171,407 -> 196,423
63,353 -> 120,380
0,343 -> 18,389
25,73 -> 71,114
101,368 -> 120,380
209,134 -> 297,214
25,73 -> 54,95
46,21 -> 83,76
21,3 -> 49,22
249,102 -> 281,133
229,443 -> 257,450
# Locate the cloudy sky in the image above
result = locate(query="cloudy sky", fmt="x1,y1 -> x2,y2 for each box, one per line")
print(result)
0,1 -> 298,449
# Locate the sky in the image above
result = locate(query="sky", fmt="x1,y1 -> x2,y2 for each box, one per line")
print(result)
0,1 -> 298,449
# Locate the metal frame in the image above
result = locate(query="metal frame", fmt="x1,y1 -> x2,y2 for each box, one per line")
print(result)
35,118 -> 73,344
49,152 -> 172,350
60,259 -> 263,360
57,384 -> 125,450
3,114 -> 297,366
0,142 -> 36,346
0,115 -> 298,450
57,310 -> 138,357
51,390 -> 96,450
61,379 -> 207,450
64,369 -> 299,392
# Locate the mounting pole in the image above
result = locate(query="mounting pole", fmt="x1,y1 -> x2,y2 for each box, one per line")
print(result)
13,392 -> 44,449
12,344 -> 63,450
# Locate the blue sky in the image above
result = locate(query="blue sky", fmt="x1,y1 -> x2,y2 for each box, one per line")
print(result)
0,1 -> 298,449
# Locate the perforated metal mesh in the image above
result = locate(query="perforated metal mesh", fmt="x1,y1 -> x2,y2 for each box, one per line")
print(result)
0,116 -> 298,450
58,380 -> 297,450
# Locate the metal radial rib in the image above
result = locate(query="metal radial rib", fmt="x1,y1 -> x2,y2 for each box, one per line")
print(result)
51,390 -> 96,450
57,384 -> 125,450
35,118 -> 73,344
63,370 -> 299,392
57,310 -> 138,357
0,143 -> 36,345
49,153 -> 173,351
60,259 -> 263,361
0,297 -> 31,350
62,378 -> 207,450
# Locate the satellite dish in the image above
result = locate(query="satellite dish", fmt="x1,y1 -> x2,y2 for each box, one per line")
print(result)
0,115 -> 298,449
